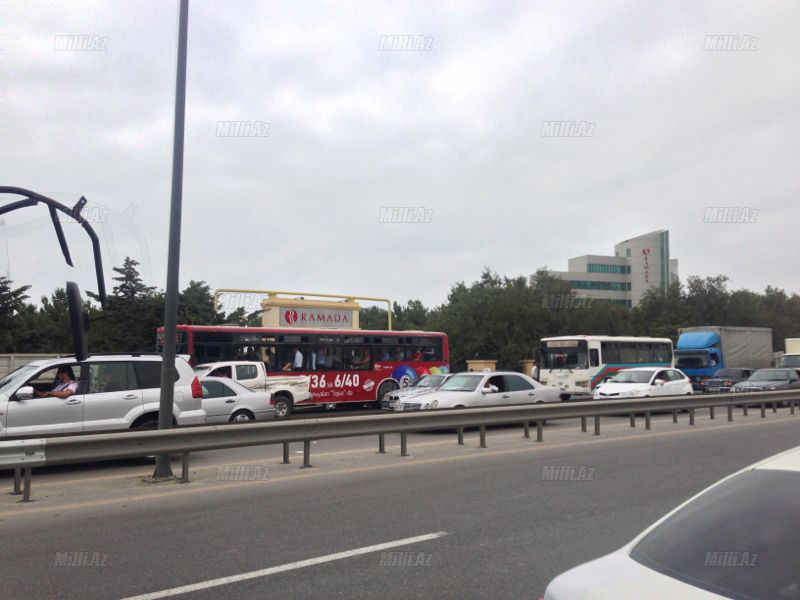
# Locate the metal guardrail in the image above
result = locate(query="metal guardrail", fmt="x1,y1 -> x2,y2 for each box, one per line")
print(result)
2,390 -> 799,502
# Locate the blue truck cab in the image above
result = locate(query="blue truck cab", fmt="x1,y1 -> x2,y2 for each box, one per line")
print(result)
675,331 -> 722,390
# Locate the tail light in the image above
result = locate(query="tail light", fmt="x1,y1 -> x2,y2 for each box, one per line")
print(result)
191,376 -> 203,398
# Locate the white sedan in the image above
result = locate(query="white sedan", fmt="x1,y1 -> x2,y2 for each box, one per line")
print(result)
200,376 -> 276,423
391,371 -> 561,411
593,367 -> 692,400
545,444 -> 800,599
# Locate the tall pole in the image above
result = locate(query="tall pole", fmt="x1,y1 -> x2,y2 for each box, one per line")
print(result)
154,0 -> 190,480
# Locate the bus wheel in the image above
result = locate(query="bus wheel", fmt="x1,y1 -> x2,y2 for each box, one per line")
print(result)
375,380 -> 399,408
273,395 -> 293,419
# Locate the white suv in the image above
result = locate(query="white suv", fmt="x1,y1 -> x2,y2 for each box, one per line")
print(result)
0,354 -> 206,437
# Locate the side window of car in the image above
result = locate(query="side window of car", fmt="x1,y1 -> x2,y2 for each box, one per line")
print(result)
202,380 -> 224,398
86,362 -> 135,394
486,376 -> 504,392
133,362 -> 179,390
654,371 -> 669,383
236,365 -> 258,380
504,375 -> 533,391
667,370 -> 682,381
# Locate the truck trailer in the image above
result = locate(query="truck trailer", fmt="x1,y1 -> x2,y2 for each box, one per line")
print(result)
675,326 -> 773,390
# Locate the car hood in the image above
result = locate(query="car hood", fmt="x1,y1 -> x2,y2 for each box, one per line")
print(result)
399,390 -> 475,405
545,551 -> 725,599
734,380 -> 788,389
389,387 -> 437,400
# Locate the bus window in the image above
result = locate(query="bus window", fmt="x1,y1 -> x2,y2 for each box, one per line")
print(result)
589,349 -> 599,367
619,343 -> 637,363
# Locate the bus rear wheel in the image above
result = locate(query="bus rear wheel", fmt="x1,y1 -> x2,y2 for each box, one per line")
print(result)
376,380 -> 399,408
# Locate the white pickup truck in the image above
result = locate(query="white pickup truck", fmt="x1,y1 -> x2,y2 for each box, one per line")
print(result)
194,361 -> 312,418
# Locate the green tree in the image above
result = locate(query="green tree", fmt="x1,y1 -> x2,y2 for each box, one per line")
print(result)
0,276 -> 32,351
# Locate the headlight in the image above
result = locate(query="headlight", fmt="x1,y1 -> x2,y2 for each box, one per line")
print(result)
767,386 -> 778,390
430,400 -> 438,409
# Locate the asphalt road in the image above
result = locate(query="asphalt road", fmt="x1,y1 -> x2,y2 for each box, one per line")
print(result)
1,409 -> 798,599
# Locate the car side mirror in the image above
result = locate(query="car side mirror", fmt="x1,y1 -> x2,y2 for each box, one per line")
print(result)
15,386 -> 34,400
653,379 -> 665,386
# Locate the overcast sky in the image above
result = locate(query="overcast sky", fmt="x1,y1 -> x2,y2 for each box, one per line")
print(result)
2,0 -> 798,313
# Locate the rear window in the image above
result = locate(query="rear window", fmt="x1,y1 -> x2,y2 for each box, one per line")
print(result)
630,470 -> 800,599
133,361 -> 179,389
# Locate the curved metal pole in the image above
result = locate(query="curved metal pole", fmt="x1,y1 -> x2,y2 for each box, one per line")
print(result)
0,186 -> 107,306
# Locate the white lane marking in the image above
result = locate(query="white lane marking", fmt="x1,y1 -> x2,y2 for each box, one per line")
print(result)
120,531 -> 448,600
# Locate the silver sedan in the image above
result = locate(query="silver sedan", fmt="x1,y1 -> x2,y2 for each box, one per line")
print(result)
200,377 -> 276,423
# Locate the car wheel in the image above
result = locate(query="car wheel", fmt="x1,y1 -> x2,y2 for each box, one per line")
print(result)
559,393 -> 571,402
376,380 -> 400,408
132,416 -> 159,430
273,395 -> 293,419
230,410 -> 255,422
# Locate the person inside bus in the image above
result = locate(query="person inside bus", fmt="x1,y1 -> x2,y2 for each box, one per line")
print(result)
316,347 -> 329,369
281,346 -> 304,371
378,348 -> 391,361
392,347 -> 404,361
409,347 -> 423,362
352,349 -> 370,369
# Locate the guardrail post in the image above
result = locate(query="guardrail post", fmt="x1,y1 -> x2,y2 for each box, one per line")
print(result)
593,415 -> 600,436
301,440 -> 313,468
378,433 -> 386,454
580,416 -> 587,432
523,422 -> 530,439
180,453 -> 190,483
22,467 -> 32,502
772,402 -> 777,414
791,401 -> 796,415
281,442 -> 290,464
645,412 -> 651,430
457,427 -> 464,445
400,432 -> 409,456
743,404 -> 748,416
709,406 -> 715,420
672,410 -> 678,424
479,425 -> 487,448
689,409 -> 695,426
629,413 -> 635,428
12,467 -> 22,495
760,403 -> 766,419
536,421 -> 543,442
727,404 -> 733,422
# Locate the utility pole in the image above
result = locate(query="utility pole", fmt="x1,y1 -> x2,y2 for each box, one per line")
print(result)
154,0 -> 190,480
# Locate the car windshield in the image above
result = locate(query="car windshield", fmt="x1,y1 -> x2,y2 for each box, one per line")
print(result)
439,374 -> 483,392
0,365 -> 40,395
609,371 -> 653,384
713,369 -> 742,379
675,352 -> 708,369
749,370 -> 789,382
416,375 -> 446,388
777,355 -> 800,368
630,470 -> 800,599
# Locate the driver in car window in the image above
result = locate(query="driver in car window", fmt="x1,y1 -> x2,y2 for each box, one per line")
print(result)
34,366 -> 78,398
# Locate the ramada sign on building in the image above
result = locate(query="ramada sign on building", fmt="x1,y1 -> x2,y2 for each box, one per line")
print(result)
279,307 -> 353,328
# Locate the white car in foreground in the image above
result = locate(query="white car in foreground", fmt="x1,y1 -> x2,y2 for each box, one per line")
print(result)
593,367 -> 692,400
545,444 -> 800,598
200,376 -> 276,423
391,371 -> 561,411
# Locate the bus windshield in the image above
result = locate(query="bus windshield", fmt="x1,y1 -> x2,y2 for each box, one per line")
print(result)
541,340 -> 589,370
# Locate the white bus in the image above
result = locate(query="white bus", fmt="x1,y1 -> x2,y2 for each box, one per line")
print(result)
538,335 -> 674,399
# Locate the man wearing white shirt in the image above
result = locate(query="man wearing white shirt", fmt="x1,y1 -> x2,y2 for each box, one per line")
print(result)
293,347 -> 304,370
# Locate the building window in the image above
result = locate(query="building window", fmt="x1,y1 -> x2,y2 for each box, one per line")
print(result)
587,263 -> 631,275
567,280 -> 629,291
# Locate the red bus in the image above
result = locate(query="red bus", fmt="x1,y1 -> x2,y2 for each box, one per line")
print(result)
156,325 -> 450,407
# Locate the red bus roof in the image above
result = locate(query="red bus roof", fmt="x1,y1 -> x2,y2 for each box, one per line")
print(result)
159,324 -> 446,337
